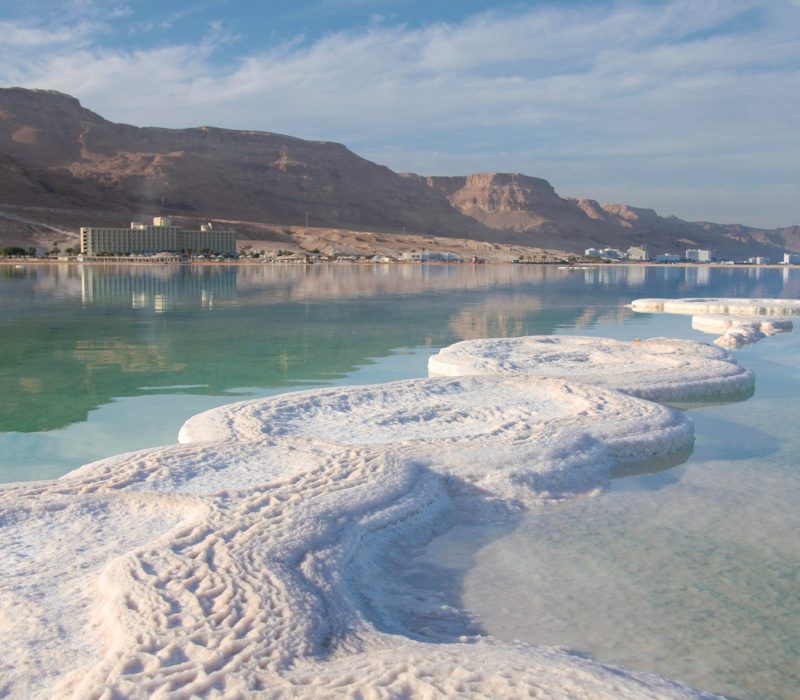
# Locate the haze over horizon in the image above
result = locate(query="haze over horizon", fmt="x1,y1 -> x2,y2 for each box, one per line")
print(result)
1,0 -> 798,229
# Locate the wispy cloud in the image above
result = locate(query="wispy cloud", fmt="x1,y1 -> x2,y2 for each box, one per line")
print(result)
0,0 -> 798,226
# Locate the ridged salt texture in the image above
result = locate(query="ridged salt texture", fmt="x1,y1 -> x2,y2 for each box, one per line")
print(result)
691,315 -> 793,349
0,377 -> 713,699
630,297 -> 800,316
179,376 -> 694,499
426,336 -> 754,402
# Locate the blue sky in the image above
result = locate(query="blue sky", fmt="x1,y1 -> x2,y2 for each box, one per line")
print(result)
1,0 -> 799,227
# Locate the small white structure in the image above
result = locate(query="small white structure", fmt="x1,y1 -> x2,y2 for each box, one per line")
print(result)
686,249 -> 711,262
599,248 -> 624,260
655,253 -> 682,263
626,246 -> 648,261
584,248 -> 601,257
421,251 -> 458,262
748,256 -> 769,265
401,251 -> 423,262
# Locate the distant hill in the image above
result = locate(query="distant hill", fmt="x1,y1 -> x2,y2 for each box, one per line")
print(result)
0,87 -> 797,258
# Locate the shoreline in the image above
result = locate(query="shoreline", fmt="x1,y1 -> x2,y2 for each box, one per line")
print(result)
2,257 -> 799,269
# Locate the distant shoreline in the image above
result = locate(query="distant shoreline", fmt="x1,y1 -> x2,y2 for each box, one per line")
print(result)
2,258 -> 798,269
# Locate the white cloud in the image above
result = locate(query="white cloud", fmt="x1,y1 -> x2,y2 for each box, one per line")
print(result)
0,0 -> 798,227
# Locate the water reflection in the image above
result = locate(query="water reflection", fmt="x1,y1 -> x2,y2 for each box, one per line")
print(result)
683,265 -> 710,287
1,263 -> 798,437
608,443 -> 694,480
79,265 -> 237,308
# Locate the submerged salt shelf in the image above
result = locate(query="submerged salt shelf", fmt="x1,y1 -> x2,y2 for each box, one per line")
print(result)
427,336 -> 754,402
691,315 -> 793,349
0,373 -> 715,699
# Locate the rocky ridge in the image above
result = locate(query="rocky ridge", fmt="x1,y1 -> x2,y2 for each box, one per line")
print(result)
0,87 -> 797,258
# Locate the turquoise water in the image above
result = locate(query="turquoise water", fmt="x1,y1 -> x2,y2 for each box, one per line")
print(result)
1,262 -> 799,699
7,262 -> 787,481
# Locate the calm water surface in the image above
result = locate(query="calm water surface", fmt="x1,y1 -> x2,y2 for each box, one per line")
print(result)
1,262 -> 798,699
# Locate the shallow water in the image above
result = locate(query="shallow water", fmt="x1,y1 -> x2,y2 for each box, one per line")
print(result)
2,262 -> 796,482
1,262 -> 799,698
415,333 -> 800,700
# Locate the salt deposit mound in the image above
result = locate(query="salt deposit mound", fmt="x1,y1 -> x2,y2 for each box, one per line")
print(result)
692,315 -> 793,349
180,376 -> 693,501
0,377 -> 712,698
427,337 -> 753,402
630,298 -> 800,316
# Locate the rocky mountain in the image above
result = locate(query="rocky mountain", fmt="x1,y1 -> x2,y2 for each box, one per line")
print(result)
0,87 -> 797,258
414,172 -> 800,259
0,88 -> 495,243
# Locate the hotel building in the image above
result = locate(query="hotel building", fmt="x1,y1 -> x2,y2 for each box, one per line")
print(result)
80,217 -> 236,257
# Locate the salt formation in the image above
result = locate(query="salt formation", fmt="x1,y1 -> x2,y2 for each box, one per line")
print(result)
630,297 -> 798,348
0,375 -> 718,699
691,315 -> 793,349
427,336 -> 753,402
179,376 -> 694,501
630,297 -> 800,316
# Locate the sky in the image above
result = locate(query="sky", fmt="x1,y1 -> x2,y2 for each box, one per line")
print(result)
1,0 -> 799,228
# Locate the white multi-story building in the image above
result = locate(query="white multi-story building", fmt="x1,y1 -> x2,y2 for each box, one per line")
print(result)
655,253 -> 682,263
80,217 -> 236,257
600,248 -> 624,260
686,249 -> 711,262
584,248 -> 601,257
626,246 -> 648,261
783,253 -> 800,264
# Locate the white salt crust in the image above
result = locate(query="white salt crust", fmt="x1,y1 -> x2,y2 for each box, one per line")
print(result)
630,297 -> 800,317
690,315 -> 793,349
630,298 -> 798,348
0,376 -> 718,699
427,336 -> 754,402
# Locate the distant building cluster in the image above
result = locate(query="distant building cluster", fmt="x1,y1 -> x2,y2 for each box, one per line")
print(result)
583,246 -> 717,263
80,217 -> 236,257
400,251 -> 459,262
579,246 -> 800,265
584,246 -> 649,261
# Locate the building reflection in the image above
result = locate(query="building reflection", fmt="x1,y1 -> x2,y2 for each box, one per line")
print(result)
684,266 -> 710,287
80,265 -> 238,310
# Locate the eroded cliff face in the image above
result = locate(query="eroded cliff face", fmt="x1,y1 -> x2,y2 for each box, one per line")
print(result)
0,87 -> 796,257
417,173 -> 594,234
411,171 -> 799,257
